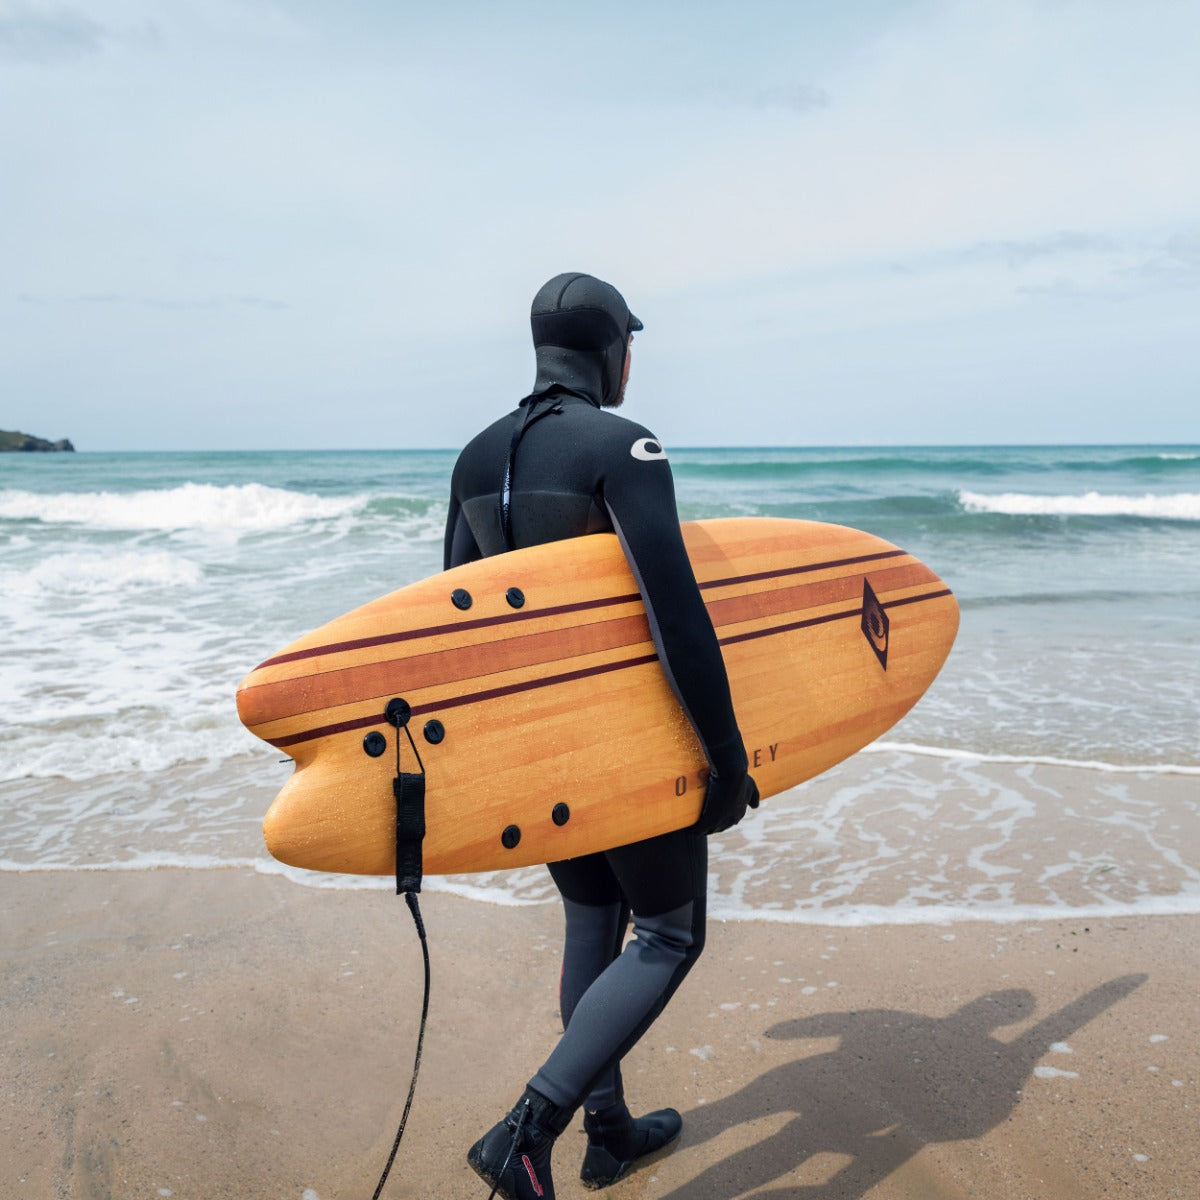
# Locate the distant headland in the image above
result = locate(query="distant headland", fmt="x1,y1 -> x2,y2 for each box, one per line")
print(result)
0,429 -> 76,453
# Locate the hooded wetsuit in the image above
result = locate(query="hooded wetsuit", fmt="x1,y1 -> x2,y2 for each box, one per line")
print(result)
444,272 -> 751,1116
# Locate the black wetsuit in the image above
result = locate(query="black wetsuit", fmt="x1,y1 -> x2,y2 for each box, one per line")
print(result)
445,273 -> 752,1119
445,395 -> 747,786
445,395 -> 750,1112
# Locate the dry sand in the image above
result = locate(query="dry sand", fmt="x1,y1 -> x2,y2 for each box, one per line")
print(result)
2,868 -> 1195,1199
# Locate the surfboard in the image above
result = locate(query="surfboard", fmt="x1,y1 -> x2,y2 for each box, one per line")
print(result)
236,518 -> 958,876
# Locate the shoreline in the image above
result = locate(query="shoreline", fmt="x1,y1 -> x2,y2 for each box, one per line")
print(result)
5,749 -> 1198,927
3,867 -> 1195,1199
9,857 -> 1200,929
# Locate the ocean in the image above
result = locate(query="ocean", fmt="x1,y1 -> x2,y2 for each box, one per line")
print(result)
2,445 -> 1197,924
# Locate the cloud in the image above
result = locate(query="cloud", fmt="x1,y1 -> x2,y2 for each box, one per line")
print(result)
750,83 -> 831,112
0,5 -> 104,62
17,292 -> 290,312
889,231 -> 1119,278
978,231 -> 1118,268
888,228 -> 1200,305
1125,232 -> 1200,287
1016,232 -> 1200,299
693,80 -> 831,114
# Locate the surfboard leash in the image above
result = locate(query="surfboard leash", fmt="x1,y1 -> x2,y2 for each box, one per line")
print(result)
370,698 -> 430,1200
483,1099 -> 530,1200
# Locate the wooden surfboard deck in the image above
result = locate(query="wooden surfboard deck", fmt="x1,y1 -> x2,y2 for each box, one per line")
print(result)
236,518 -> 958,876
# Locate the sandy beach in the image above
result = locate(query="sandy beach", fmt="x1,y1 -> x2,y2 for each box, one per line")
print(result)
3,867 -> 1195,1200
5,446 -> 1198,1197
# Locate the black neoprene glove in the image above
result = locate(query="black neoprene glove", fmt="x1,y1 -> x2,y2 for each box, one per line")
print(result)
696,768 -> 760,835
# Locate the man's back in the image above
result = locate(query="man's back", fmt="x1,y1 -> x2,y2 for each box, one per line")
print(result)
445,394 -> 664,566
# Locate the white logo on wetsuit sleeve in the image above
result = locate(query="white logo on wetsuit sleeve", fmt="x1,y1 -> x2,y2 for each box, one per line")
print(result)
631,437 -> 667,461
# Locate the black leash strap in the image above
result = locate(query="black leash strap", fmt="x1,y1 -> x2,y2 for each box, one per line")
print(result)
385,698 -> 425,896
393,768 -> 426,896
370,698 -> 430,1200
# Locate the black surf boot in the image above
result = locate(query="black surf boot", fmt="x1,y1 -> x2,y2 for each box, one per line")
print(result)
467,1086 -> 571,1200
580,1100 -> 683,1189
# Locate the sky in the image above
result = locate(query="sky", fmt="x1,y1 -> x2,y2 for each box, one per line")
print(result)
2,0 -> 1198,451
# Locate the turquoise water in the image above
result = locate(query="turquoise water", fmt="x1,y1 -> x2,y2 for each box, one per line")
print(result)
4,444 -> 1196,770
2,444 -> 1198,918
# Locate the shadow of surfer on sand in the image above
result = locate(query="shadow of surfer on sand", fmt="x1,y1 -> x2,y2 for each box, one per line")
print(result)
659,974 -> 1146,1200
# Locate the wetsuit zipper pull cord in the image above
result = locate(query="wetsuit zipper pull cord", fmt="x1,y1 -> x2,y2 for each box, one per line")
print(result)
499,398 -> 563,552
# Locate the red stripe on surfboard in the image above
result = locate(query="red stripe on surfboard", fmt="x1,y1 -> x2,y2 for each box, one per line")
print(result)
258,548 -> 909,669
268,584 -> 952,750
259,592 -> 643,668
271,653 -> 662,748
718,587 -> 954,647
884,589 -> 954,611
699,548 -> 906,591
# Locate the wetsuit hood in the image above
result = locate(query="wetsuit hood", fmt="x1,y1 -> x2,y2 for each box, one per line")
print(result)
528,272 -> 642,407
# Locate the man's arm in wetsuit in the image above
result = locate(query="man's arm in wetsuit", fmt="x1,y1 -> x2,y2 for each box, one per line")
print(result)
600,435 -> 758,833
444,479 -> 482,571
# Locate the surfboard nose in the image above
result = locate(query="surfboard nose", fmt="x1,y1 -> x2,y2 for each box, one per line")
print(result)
236,665 -> 280,738
236,655 -> 316,749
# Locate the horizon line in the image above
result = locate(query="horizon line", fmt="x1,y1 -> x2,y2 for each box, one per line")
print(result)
12,440 -> 1200,456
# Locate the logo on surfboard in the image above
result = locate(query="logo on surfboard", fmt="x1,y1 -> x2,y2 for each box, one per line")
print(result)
861,578 -> 889,670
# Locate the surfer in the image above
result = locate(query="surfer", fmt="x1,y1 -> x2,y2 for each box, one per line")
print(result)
445,272 -> 759,1199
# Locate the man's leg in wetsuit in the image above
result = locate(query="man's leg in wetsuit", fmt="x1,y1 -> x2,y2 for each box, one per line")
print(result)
549,855 -> 630,1112
544,823 -> 707,1097
536,827 -> 706,1186
467,828 -> 705,1198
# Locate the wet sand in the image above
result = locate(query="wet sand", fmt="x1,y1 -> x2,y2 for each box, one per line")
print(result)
2,868 -> 1196,1199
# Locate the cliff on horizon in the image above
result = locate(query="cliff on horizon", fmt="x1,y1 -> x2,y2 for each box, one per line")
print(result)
0,429 -> 76,452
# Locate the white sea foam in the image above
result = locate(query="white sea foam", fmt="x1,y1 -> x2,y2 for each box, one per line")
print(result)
959,490 -> 1200,520
10,742 -> 1198,927
706,892 -> 1200,926
5,750 -> 1197,925
0,483 -> 363,533
248,864 -> 558,903
7,854 -> 1199,926
2,724 -> 258,783
0,855 -> 264,873
867,742 -> 1200,777
5,550 -> 203,596
1033,1066 -> 1079,1080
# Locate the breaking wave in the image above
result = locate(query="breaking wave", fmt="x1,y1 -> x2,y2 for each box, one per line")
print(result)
0,482 -> 365,533
959,490 -> 1200,521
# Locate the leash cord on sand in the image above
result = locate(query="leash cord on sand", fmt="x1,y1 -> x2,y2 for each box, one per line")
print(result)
370,888 -> 430,1200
